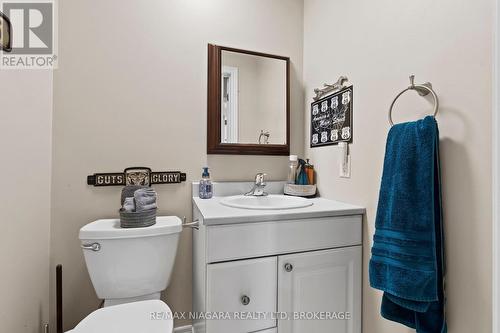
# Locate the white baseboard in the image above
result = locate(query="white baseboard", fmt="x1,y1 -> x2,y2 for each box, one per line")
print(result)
173,325 -> 193,333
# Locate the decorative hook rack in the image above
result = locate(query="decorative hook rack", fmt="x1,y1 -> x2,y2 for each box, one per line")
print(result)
313,76 -> 349,101
87,167 -> 187,187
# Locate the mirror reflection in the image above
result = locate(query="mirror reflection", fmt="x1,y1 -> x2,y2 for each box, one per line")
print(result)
220,50 -> 287,145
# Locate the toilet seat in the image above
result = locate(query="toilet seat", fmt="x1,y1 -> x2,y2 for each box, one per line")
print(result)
68,300 -> 173,333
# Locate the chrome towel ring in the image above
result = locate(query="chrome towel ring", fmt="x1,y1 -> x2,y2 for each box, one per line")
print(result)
388,75 -> 439,126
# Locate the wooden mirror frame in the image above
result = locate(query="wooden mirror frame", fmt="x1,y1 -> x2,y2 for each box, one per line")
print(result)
0,11 -> 12,52
207,44 -> 290,155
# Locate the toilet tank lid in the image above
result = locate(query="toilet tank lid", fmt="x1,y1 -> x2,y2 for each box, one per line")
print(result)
79,216 -> 182,240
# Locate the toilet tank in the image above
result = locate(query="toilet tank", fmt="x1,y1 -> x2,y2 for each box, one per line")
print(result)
79,216 -> 182,300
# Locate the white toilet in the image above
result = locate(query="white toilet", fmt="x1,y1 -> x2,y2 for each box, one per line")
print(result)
68,300 -> 173,333
79,216 -> 182,307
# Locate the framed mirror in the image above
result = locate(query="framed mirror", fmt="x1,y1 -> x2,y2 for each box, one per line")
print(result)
207,44 -> 290,155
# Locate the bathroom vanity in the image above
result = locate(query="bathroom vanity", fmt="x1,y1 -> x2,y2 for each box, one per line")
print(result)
192,182 -> 364,333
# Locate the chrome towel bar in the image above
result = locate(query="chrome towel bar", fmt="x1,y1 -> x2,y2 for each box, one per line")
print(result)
182,217 -> 200,230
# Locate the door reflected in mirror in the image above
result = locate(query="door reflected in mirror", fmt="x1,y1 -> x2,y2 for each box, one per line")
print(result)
221,50 -> 287,145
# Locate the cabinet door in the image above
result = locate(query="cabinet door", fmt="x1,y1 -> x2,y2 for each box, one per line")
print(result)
278,246 -> 362,333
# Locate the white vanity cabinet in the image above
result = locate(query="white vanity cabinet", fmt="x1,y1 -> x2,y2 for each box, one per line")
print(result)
192,182 -> 364,333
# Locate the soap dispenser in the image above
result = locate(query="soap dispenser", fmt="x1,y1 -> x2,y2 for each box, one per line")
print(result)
199,167 -> 213,199
287,155 -> 298,184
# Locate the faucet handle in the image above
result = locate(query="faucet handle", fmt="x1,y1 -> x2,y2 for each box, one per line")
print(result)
255,173 -> 267,185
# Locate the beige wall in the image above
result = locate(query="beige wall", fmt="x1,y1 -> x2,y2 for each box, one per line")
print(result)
0,70 -> 52,332
303,0 -> 493,332
51,0 -> 304,329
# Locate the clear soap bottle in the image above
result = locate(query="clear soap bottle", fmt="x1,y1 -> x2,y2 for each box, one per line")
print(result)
287,155 -> 298,184
199,167 -> 213,199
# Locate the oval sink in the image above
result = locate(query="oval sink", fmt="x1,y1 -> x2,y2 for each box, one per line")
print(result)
220,194 -> 313,210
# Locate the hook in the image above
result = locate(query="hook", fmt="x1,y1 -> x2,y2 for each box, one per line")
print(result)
409,74 -> 431,96
409,75 -> 415,88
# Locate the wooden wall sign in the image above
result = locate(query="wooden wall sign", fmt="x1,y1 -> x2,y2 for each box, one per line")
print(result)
150,172 -> 185,184
87,167 -> 187,187
310,86 -> 353,148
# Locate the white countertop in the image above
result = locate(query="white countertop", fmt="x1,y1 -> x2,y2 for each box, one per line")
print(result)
192,181 -> 365,225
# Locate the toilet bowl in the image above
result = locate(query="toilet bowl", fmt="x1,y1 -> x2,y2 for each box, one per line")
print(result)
79,216 -> 182,306
68,300 -> 173,333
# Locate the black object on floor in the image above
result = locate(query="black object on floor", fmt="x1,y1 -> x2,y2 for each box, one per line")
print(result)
56,264 -> 63,333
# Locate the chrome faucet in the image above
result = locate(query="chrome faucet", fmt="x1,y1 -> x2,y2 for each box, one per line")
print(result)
258,130 -> 270,144
245,173 -> 268,196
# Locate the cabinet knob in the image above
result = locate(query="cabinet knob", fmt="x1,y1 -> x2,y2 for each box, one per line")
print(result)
284,263 -> 293,272
241,295 -> 250,306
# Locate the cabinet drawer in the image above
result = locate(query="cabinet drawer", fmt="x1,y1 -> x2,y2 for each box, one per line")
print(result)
206,257 -> 277,333
206,215 -> 362,262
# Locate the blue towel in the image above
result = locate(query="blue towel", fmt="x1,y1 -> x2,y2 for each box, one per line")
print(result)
369,116 -> 446,332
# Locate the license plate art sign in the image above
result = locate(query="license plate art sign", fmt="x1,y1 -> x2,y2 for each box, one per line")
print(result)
310,86 -> 353,147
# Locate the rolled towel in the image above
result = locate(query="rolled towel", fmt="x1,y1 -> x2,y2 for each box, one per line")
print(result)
138,202 -> 157,211
121,185 -> 147,205
123,197 -> 135,212
134,188 -> 156,203
134,188 -> 157,212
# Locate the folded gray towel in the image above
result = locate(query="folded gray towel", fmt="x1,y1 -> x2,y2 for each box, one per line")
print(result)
138,202 -> 157,211
121,185 -> 147,205
134,188 -> 157,212
123,197 -> 135,212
